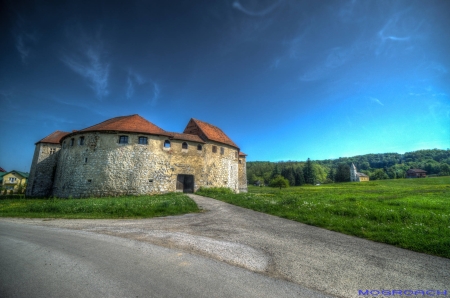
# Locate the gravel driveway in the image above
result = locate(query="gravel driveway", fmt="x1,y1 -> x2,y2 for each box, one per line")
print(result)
3,194 -> 449,298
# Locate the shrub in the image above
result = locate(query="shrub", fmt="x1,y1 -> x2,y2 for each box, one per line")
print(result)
269,175 -> 289,189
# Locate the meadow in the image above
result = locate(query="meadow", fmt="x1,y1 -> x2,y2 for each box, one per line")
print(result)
196,177 -> 450,258
0,193 -> 199,219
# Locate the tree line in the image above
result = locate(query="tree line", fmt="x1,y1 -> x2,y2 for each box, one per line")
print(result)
247,149 -> 450,186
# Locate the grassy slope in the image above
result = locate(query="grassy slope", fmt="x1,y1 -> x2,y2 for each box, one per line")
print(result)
196,177 -> 450,258
0,193 -> 199,219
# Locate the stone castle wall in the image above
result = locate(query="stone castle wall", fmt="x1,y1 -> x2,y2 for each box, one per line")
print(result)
238,156 -> 248,193
50,132 -> 240,198
26,143 -> 61,197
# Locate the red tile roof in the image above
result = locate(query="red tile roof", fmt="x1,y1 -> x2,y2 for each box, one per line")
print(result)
36,130 -> 70,144
407,169 -> 427,173
183,118 -> 238,148
79,114 -> 170,136
239,152 -> 247,156
169,133 -> 205,143
0,167 -> 6,172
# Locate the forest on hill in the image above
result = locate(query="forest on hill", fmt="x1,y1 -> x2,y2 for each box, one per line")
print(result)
247,149 -> 450,186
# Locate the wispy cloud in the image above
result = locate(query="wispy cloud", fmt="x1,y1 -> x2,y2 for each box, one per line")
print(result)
232,0 -> 282,17
61,27 -> 110,99
14,15 -> 38,64
369,97 -> 384,106
126,70 -> 146,99
62,48 -> 110,99
125,70 -> 160,105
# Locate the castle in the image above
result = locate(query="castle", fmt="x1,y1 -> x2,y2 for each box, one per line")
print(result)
350,163 -> 369,182
26,115 -> 247,198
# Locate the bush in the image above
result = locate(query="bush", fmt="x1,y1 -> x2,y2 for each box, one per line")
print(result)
269,175 -> 289,189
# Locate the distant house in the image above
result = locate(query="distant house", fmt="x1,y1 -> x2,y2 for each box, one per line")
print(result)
350,163 -> 369,182
1,170 -> 29,193
406,169 -> 427,178
254,180 -> 264,187
0,167 -> 6,172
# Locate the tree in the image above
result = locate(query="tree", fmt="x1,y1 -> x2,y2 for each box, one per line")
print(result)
370,169 -> 389,180
303,158 -> 316,184
294,167 -> 305,186
326,168 -> 335,182
269,175 -> 289,189
281,167 -> 295,186
271,164 -> 281,179
439,163 -> 450,176
335,163 -> 350,182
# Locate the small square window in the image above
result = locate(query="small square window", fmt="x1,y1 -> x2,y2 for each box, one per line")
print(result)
149,179 -> 153,183
139,137 -> 148,145
212,146 -> 217,153
220,147 -> 224,155
79,136 -> 85,145
119,136 -> 128,144
87,179 -> 92,183
182,142 -> 188,149
197,144 -> 202,151
164,140 -> 171,148
50,148 -> 56,155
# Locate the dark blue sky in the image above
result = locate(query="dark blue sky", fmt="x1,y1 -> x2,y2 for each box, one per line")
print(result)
1,0 -> 449,172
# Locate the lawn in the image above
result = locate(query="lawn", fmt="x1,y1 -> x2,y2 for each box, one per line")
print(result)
196,177 -> 450,258
0,193 -> 199,219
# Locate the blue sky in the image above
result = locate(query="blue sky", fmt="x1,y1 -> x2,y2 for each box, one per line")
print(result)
1,0 -> 449,172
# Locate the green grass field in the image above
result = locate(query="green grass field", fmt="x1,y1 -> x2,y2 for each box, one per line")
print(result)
0,193 -> 199,219
196,177 -> 450,258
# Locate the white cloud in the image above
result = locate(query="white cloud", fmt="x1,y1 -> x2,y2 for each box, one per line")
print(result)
370,97 -> 384,106
125,70 -> 160,105
14,16 -> 38,64
62,48 -> 110,99
232,0 -> 282,17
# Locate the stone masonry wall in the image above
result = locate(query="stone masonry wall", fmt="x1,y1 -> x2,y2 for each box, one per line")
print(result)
238,156 -> 248,193
51,132 -> 240,198
26,143 -> 62,197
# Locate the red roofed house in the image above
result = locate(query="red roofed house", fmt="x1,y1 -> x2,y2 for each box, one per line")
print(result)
406,169 -> 427,178
26,115 -> 247,197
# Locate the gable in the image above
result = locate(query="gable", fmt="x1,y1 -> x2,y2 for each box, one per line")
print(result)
183,118 -> 239,148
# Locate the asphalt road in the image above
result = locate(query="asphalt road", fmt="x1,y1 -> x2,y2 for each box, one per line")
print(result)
0,221 -> 332,298
1,193 -> 449,298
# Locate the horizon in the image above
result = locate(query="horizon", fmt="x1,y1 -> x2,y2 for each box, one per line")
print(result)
1,0 -> 449,172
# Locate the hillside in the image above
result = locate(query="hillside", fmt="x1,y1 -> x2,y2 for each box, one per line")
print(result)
247,149 -> 450,185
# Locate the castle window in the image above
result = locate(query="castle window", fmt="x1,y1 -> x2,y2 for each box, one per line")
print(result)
212,146 -> 217,153
149,179 -> 153,183
197,144 -> 202,151
50,148 -> 56,155
220,147 -> 224,155
84,158 -> 88,163
139,137 -> 148,145
87,179 -> 92,183
164,140 -> 171,148
239,159 -> 242,164
119,136 -> 128,144
235,152 -> 238,158
70,138 -> 74,146
79,137 -> 85,145
182,142 -> 188,149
